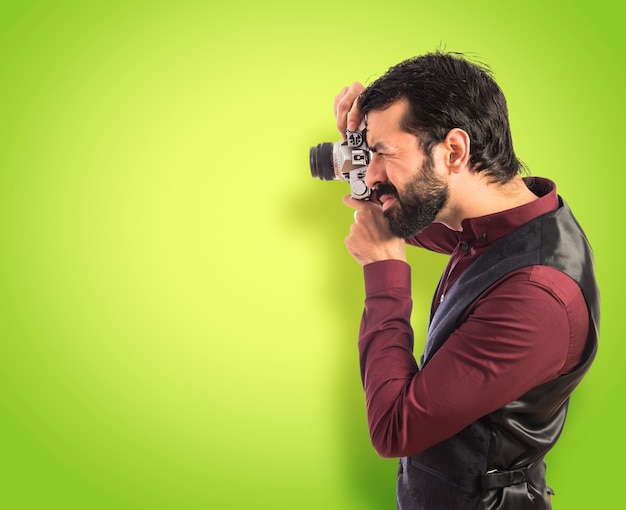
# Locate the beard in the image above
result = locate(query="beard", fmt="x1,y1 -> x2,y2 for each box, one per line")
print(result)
377,155 -> 449,238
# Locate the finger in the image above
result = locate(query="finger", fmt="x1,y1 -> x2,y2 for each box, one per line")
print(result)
333,87 -> 349,117
335,82 -> 364,136
343,193 -> 379,209
346,102 -> 364,133
343,194 -> 360,210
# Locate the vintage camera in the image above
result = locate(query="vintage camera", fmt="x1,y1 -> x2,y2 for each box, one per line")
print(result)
309,121 -> 372,200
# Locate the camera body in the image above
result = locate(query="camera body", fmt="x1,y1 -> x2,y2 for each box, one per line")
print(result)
309,121 -> 372,200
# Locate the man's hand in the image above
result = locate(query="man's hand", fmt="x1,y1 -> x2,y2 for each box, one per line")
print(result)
334,82 -> 365,138
343,195 -> 406,266
335,82 -> 405,265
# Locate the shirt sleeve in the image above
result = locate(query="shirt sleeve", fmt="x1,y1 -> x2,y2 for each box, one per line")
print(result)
358,263 -> 589,459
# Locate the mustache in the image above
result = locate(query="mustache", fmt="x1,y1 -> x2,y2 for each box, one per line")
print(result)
375,181 -> 399,200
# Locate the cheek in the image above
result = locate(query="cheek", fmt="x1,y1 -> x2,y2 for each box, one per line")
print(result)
391,161 -> 423,194
429,150 -> 449,179
386,161 -> 411,184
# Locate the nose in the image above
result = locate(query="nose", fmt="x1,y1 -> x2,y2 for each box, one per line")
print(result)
365,152 -> 386,188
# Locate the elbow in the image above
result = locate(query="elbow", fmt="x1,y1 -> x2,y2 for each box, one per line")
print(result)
367,388 -> 424,458
371,436 -> 422,459
369,426 -> 406,459
372,442 -> 397,459
369,414 -> 425,458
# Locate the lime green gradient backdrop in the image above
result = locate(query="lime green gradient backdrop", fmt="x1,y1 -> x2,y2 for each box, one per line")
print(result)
0,1 -> 623,508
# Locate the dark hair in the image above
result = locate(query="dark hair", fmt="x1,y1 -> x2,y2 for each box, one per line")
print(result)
358,51 -> 525,183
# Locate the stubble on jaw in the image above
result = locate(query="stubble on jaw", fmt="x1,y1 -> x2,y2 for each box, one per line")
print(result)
379,156 -> 449,238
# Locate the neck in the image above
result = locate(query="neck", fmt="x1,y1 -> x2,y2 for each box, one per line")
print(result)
439,174 -> 537,231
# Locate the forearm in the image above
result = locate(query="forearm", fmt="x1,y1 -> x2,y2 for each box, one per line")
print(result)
359,260 -> 419,457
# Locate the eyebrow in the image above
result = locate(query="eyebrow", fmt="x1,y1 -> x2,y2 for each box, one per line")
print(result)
368,141 -> 392,153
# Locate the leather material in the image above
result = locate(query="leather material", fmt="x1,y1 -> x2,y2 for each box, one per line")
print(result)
398,198 -> 600,510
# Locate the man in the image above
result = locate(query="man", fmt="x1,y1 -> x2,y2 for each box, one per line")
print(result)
333,52 -> 599,509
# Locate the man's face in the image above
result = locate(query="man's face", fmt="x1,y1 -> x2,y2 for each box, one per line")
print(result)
365,100 -> 449,238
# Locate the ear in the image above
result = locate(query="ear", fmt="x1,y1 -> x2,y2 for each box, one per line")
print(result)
443,128 -> 470,174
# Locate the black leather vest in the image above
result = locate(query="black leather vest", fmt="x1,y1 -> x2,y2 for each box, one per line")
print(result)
397,198 -> 600,510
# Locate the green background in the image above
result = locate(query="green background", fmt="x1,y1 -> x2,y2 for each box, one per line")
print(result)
0,0 -> 622,508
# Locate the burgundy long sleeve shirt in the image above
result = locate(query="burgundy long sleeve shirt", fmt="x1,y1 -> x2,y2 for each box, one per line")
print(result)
359,177 -> 589,459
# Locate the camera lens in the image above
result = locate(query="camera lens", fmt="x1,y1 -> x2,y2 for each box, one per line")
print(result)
309,142 -> 336,181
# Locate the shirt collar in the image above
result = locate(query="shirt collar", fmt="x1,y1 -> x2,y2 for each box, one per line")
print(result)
458,177 -> 559,245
